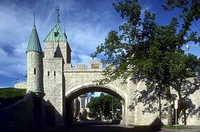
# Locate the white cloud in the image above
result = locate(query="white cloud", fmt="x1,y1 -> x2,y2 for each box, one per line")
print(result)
0,86 -> 12,88
0,0 -> 122,86
0,47 -> 26,78
13,42 -> 27,55
72,54 -> 99,67
93,92 -> 102,97
0,71 -> 16,78
0,5 -> 32,44
0,47 -> 8,59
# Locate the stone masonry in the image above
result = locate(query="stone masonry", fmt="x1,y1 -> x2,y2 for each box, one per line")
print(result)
11,19 -> 200,127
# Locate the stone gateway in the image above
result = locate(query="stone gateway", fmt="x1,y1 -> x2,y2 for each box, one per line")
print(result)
1,15 -> 200,128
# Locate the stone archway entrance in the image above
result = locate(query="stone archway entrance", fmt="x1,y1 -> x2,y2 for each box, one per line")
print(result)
65,84 -> 127,126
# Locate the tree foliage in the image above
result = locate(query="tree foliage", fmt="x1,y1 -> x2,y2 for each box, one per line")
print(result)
163,0 -> 200,40
87,93 -> 121,120
91,0 -> 200,126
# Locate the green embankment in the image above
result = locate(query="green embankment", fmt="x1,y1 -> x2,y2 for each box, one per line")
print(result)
0,88 -> 26,98
0,88 -> 27,108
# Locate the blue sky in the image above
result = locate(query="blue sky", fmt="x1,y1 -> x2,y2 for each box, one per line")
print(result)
0,0 -> 199,88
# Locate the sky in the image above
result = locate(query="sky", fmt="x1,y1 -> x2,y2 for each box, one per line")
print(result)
0,0 -> 199,88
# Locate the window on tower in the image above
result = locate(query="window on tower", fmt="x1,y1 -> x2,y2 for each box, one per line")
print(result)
54,71 -> 56,76
34,68 -> 36,75
48,71 -> 50,76
54,32 -> 59,37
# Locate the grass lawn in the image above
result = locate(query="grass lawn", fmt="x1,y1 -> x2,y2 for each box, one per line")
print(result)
162,125 -> 192,130
0,88 -> 26,98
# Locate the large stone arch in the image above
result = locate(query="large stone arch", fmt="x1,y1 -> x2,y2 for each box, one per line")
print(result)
65,82 -> 127,100
65,82 -> 128,125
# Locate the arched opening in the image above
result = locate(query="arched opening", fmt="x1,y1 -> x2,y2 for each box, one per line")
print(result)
65,85 -> 126,126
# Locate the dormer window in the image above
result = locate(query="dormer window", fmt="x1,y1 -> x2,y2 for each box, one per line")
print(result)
54,32 -> 59,37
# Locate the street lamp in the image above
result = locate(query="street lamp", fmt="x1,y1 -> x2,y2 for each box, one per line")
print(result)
186,44 -> 200,51
112,96 -> 114,120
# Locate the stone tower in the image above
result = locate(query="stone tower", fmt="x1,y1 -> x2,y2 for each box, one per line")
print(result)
26,24 -> 43,94
43,23 -> 71,63
43,21 -> 71,126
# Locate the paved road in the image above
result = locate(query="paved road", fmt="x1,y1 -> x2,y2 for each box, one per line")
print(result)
0,121 -> 160,132
66,121 -> 160,132
1,121 -> 200,132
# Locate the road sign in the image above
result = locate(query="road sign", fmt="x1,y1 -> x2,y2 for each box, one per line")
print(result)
174,100 -> 178,129
175,100 -> 178,109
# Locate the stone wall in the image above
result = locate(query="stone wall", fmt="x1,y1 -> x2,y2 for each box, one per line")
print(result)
64,61 -> 135,126
14,82 -> 27,89
170,78 -> 200,125
132,80 -> 160,125
13,56 -> 200,127
43,58 -> 65,126
130,77 -> 200,126
27,51 -> 43,92
0,91 -> 35,128
44,41 -> 70,64
63,61 -> 200,126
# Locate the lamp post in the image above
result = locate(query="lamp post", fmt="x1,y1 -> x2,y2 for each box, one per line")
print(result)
186,45 -> 200,51
112,96 -> 114,120
175,100 -> 178,129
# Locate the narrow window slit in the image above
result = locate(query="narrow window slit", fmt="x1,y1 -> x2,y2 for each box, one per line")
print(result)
34,68 -> 36,75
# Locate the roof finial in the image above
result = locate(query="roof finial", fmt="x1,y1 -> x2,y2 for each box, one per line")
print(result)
33,10 -> 35,26
56,7 -> 60,23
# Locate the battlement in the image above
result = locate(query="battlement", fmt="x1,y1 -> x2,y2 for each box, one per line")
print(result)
64,60 -> 104,72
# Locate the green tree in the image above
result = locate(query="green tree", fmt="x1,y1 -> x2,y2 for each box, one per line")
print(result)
163,0 -> 200,41
87,93 -> 121,121
83,109 -> 88,121
91,0 -> 200,126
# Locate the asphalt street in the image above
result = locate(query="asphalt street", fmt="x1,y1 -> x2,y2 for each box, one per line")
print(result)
1,121 -> 200,132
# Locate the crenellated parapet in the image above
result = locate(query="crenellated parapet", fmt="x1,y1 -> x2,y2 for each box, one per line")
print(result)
64,60 -> 104,72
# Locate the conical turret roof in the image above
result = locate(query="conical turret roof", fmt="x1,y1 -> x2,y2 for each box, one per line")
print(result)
26,25 -> 42,53
44,23 -> 67,42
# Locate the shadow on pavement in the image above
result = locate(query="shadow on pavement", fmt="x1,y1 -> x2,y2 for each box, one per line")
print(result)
0,121 -> 162,132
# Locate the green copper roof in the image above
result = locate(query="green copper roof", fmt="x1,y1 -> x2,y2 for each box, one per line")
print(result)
26,25 -> 42,53
44,23 -> 67,42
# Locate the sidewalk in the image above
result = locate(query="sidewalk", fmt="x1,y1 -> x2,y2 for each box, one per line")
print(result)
120,124 -> 200,132
161,125 -> 200,132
